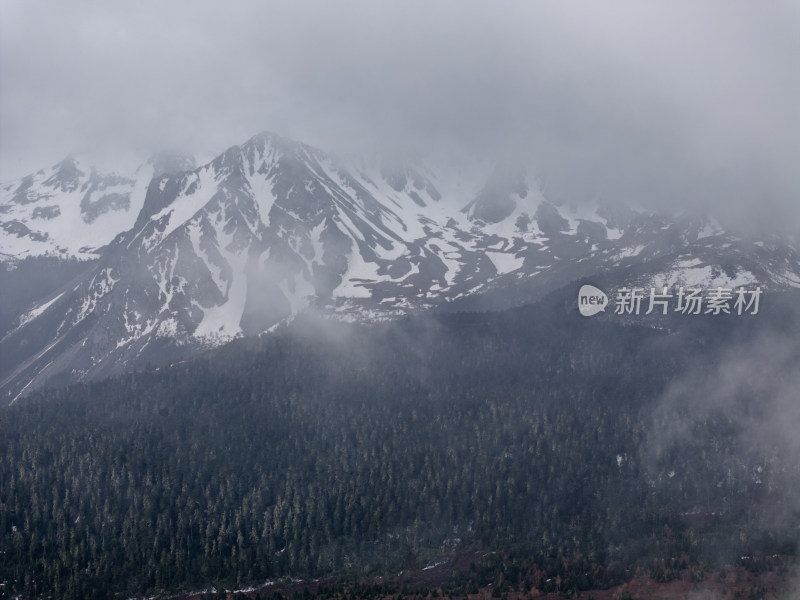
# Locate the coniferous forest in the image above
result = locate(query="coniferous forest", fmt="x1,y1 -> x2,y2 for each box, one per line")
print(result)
1,291 -> 799,598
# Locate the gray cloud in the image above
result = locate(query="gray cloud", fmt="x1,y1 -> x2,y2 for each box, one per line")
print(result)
642,324 -> 800,568
1,0 -> 798,230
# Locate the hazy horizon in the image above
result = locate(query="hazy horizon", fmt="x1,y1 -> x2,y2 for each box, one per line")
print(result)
2,1 -> 798,231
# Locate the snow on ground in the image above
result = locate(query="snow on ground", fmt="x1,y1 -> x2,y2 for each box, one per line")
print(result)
76,268 -> 119,322
615,245 -> 645,259
245,164 -> 278,228
306,220 -> 327,264
372,238 -> 406,262
333,207 -> 367,243
316,156 -> 379,216
0,160 -> 153,260
13,292 -> 64,331
653,263 -> 758,289
193,257 -> 247,339
696,215 -> 723,240
149,164 -> 220,246
187,218 -> 227,295
116,302 -> 159,348
353,169 -> 429,240
486,250 -> 524,275
333,243 -> 381,299
426,232 -> 466,287
193,208 -> 250,339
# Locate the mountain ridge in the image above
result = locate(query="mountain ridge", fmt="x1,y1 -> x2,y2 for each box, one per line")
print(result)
2,131 -> 799,402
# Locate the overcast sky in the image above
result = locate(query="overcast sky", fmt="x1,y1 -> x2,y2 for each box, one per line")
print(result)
1,0 -> 798,229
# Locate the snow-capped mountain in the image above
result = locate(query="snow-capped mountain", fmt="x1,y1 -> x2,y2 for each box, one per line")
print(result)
0,153 -> 193,261
2,131 -> 799,403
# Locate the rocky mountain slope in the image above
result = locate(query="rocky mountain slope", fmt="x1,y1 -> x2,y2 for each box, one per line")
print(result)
2,131 -> 799,403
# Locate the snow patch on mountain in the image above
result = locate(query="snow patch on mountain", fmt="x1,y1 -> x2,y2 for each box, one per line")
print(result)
13,292 -> 64,332
655,264 -> 758,289
77,268 -> 119,321
0,159 -> 155,260
149,166 -> 220,247
486,251 -> 524,275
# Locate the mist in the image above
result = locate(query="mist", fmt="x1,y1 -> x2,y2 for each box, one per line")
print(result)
2,0 -> 798,232
644,320 -> 800,567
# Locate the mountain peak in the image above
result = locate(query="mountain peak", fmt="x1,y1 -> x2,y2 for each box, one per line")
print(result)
244,130 -> 302,153
462,162 -> 528,223
146,151 -> 195,178
247,130 -> 283,144
44,156 -> 85,192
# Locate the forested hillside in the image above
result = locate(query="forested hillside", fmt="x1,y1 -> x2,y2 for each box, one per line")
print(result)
1,291 -> 799,598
